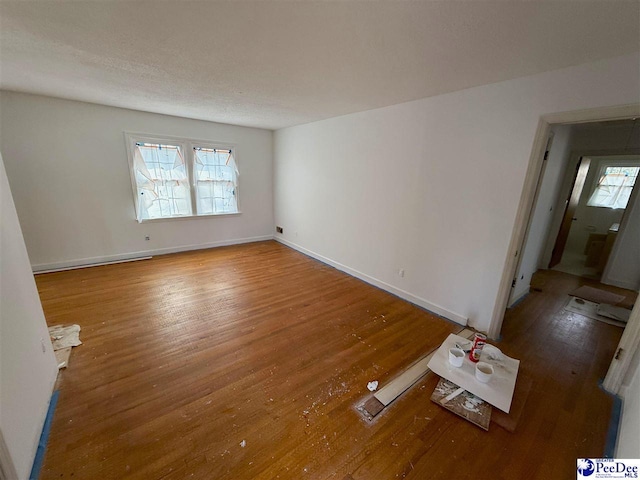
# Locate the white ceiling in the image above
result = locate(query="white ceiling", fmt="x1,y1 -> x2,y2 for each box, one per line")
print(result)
1,1 -> 638,130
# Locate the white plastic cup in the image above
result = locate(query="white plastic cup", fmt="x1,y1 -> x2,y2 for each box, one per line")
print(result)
448,347 -> 465,367
475,362 -> 494,383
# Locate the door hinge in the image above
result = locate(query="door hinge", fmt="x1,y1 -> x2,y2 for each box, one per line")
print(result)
511,278 -> 517,288
615,348 -> 624,360
544,150 -> 550,160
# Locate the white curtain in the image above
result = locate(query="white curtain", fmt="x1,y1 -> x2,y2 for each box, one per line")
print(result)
193,149 -> 239,214
133,144 -> 191,221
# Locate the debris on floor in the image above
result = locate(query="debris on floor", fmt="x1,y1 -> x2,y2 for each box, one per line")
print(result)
48,324 -> 82,369
54,347 -> 72,370
564,297 -> 628,328
430,378 -> 491,430
596,303 -> 631,322
367,381 -> 378,392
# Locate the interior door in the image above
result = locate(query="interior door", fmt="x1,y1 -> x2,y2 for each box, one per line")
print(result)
549,156 -> 591,268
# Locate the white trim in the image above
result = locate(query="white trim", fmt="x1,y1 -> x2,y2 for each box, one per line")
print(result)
508,284 -> 530,308
137,211 -> 242,223
585,157 -> 640,209
276,237 -> 468,326
489,103 -> 640,340
32,235 -> 273,273
507,130 -> 555,307
123,132 -> 240,222
489,118 -> 550,338
603,301 -> 640,394
35,256 -> 153,275
542,104 -> 640,125
601,278 -> 640,291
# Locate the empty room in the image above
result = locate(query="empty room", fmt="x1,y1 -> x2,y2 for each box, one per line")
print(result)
1,2 -> 640,479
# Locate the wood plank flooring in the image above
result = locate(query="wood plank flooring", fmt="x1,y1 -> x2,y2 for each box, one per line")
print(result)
35,241 -> 635,480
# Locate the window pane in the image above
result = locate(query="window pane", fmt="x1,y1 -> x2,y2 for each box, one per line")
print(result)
134,143 -> 192,220
193,147 -> 238,215
587,165 -> 638,210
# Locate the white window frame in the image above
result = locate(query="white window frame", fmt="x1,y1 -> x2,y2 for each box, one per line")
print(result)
586,157 -> 640,210
124,133 -> 240,222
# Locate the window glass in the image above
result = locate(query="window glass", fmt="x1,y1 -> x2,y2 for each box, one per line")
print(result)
127,135 -> 240,222
133,143 -> 191,220
587,166 -> 639,210
193,147 -> 238,215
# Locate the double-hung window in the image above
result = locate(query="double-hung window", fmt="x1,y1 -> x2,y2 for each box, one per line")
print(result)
586,164 -> 639,210
125,134 -> 239,222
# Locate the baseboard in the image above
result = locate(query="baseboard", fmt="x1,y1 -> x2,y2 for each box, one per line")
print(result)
508,285 -> 530,308
32,235 -> 274,273
601,277 -> 640,292
275,237 -> 468,326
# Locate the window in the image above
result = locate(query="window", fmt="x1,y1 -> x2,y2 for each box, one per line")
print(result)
587,165 -> 639,210
193,147 -> 238,215
126,134 -> 239,222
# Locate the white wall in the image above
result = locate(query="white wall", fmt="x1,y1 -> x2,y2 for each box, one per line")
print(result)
0,152 -> 58,479
274,53 -> 640,332
0,92 -> 274,270
617,345 -> 640,458
509,125 -> 573,305
604,175 -> 640,291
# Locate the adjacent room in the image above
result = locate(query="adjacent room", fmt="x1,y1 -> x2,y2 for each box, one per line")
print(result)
1,2 -> 639,479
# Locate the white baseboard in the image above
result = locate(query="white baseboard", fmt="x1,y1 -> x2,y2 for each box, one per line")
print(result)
32,235 -> 274,273
275,237 -> 468,326
602,276 -> 640,292
508,284 -> 530,308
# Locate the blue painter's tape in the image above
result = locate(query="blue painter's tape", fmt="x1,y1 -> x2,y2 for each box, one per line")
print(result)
29,390 -> 59,480
598,380 -> 623,458
605,394 -> 623,458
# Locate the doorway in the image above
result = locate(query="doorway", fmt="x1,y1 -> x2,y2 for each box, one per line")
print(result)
491,105 -> 640,406
550,155 -> 640,282
491,106 -> 640,340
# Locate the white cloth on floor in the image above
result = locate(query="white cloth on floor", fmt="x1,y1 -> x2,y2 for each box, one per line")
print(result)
49,324 -> 82,350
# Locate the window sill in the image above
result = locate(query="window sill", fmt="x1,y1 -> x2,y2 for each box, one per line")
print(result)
586,205 -> 626,210
137,211 -> 242,223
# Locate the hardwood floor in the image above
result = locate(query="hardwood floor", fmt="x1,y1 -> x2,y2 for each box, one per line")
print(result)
35,241 -> 635,480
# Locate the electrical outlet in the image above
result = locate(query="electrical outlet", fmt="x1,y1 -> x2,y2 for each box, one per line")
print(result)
145,235 -> 150,241
276,226 -> 283,234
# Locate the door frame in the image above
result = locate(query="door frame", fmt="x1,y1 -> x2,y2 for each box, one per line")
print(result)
603,302 -> 640,393
507,131 -> 555,306
489,104 -> 640,340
